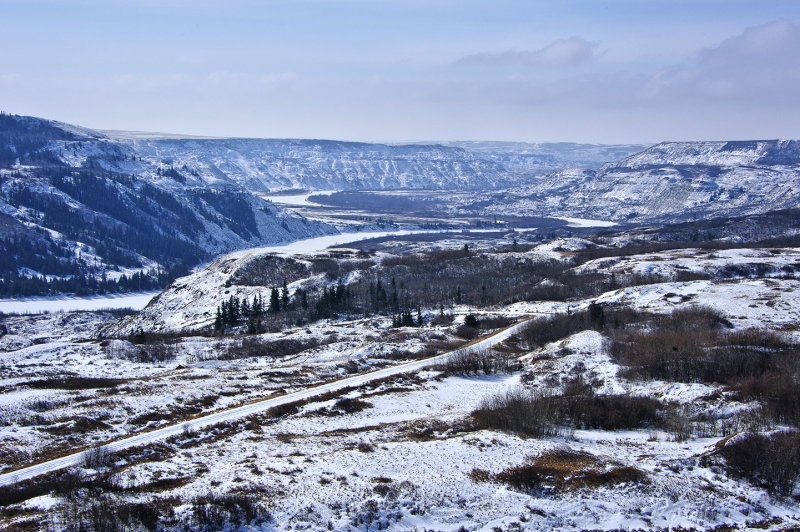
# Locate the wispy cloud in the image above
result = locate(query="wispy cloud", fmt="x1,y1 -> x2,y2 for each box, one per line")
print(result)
643,19 -> 800,102
457,37 -> 600,68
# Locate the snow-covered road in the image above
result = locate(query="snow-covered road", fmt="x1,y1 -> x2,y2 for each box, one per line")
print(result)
0,318 -> 532,487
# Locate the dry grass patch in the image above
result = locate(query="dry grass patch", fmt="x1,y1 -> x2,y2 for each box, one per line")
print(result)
477,449 -> 646,494
398,418 -> 476,441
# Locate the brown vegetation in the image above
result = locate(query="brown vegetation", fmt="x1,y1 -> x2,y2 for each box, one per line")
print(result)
476,449 -> 645,494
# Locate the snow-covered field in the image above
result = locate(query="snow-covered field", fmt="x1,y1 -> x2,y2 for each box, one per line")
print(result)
1,240 -> 799,530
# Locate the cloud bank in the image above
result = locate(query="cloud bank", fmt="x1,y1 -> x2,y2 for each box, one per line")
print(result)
458,37 -> 600,68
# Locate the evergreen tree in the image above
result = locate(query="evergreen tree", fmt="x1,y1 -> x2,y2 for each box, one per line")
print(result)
214,306 -> 225,333
295,288 -> 307,309
252,292 -> 263,315
270,287 -> 280,313
246,312 -> 262,334
281,280 -> 290,309
390,277 -> 398,311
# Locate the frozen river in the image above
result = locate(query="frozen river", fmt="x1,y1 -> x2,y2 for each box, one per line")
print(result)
0,291 -> 161,315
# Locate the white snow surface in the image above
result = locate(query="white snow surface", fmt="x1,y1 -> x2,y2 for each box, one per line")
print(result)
0,318 -> 530,487
557,216 -> 619,228
3,236 -> 800,529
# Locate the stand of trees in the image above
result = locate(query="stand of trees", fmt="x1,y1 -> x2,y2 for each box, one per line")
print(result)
0,267 -> 184,298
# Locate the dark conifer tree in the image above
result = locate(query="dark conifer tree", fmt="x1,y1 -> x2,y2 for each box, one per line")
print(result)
281,280 -> 290,309
270,287 -> 280,313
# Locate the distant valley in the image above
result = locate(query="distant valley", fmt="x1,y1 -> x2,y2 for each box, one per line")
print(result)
2,112 -> 800,298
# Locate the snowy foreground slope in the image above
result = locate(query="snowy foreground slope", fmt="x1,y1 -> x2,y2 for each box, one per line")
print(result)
1,231 -> 800,530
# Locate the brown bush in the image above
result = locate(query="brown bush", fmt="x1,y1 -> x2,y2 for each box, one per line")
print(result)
720,430 -> 800,497
477,316 -> 514,330
332,397 -> 372,414
217,337 -> 323,361
471,388 -> 564,438
444,349 -> 518,376
610,312 -> 800,429
471,387 -> 663,437
492,450 -> 645,494
357,442 -> 375,453
184,492 -> 268,530
738,371 -> 800,426
266,400 -> 307,419
515,305 -> 619,348
23,377 -> 127,390
454,324 -> 480,340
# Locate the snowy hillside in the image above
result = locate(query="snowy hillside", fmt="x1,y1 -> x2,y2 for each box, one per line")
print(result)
494,140 -> 800,223
0,114 -> 335,296
442,141 -> 646,176
2,228 -> 800,530
97,136 -> 513,191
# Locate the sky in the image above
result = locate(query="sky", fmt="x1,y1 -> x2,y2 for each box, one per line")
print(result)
1,0 -> 800,144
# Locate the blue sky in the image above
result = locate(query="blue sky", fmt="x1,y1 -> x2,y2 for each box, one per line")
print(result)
2,0 -> 799,143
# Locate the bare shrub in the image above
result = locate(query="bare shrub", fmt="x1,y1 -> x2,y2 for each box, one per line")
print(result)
357,442 -> 375,453
429,312 -> 454,326
266,399 -> 307,419
183,492 -> 269,530
471,388 -> 564,438
22,377 -> 126,390
444,349 -> 518,376
738,370 -> 800,426
332,397 -> 372,414
663,305 -> 732,331
491,449 -> 645,494
560,393 -> 662,431
454,324 -> 480,340
216,337 -> 323,361
609,309 -> 800,428
82,446 -> 113,469
51,485 -> 171,532
516,309 -> 602,349
400,418 -> 476,441
0,470 -> 83,507
121,342 -> 176,363
720,430 -> 800,497
472,387 -> 663,437
477,315 -> 514,330
26,396 -> 70,412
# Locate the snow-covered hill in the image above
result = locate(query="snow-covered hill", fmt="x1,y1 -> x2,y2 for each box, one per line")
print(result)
493,140 -> 800,223
96,137 -> 513,191
0,114 -> 335,294
441,141 -> 646,177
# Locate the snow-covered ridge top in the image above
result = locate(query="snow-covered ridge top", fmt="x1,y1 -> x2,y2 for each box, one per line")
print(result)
100,130 -> 228,140
615,139 -> 800,168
